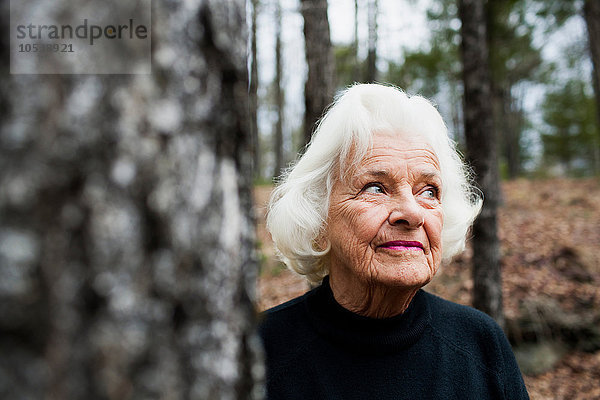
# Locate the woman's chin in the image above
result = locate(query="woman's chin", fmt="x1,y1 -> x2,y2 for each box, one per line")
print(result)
368,256 -> 437,289
368,263 -> 435,290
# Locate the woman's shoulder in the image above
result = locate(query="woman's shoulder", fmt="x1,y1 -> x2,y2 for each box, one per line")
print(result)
259,289 -> 313,332
423,291 -> 516,372
258,289 -> 315,342
262,291 -> 310,316
423,291 -> 529,398
423,290 -> 502,333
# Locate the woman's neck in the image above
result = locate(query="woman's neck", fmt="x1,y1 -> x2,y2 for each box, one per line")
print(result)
328,270 -> 420,319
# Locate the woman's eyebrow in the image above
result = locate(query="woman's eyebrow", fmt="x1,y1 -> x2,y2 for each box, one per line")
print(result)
348,169 -> 391,187
361,169 -> 441,181
418,170 -> 442,182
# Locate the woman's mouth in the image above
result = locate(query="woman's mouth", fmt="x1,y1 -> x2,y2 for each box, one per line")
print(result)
379,241 -> 424,251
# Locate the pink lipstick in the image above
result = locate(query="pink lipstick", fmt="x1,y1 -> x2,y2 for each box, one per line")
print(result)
379,241 -> 424,251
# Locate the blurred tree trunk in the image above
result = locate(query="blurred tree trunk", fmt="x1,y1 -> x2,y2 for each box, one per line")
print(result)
0,1 -> 261,399
495,84 -> 523,179
458,0 -> 504,329
300,0 -> 334,147
504,93 -> 525,179
365,0 -> 378,83
274,1 -> 285,178
487,0 -> 543,180
251,0 -> 261,179
487,1 -> 517,180
584,0 -> 600,162
353,0 -> 360,82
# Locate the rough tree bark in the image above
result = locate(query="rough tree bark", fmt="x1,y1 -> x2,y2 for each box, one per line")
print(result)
250,0 -> 261,179
274,1 -> 285,178
584,0 -> 600,163
0,0 -> 261,399
300,0 -> 335,147
458,0 -> 504,329
365,0 -> 378,83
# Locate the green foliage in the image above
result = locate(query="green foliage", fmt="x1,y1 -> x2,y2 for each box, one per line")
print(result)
541,79 -> 600,175
388,41 -> 459,99
486,0 -> 555,178
488,0 -> 544,86
338,0 -> 596,177
384,0 -> 464,145
334,44 -> 363,90
253,176 -> 277,186
385,0 -> 460,98
384,0 -> 588,177
532,0 -> 581,29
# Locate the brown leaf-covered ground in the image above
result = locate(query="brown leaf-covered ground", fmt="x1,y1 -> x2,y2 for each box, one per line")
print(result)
254,178 -> 600,399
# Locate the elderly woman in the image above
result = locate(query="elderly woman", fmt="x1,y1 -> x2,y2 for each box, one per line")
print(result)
259,84 -> 528,399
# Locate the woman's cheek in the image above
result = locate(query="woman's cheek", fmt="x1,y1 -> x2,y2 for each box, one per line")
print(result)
352,205 -> 388,238
425,209 -> 444,266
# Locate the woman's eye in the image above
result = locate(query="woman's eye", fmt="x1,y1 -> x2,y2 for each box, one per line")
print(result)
363,183 -> 384,194
420,186 -> 439,199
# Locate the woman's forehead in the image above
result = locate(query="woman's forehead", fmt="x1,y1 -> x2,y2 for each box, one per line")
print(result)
336,130 -> 442,182
361,131 -> 440,168
370,129 -> 434,147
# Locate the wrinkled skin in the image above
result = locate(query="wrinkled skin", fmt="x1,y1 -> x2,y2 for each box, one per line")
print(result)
326,131 -> 444,318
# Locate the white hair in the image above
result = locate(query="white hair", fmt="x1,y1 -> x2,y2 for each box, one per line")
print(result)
266,83 -> 482,283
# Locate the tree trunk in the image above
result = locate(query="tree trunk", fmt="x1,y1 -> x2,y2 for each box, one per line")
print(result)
353,0 -> 360,82
504,92 -> 524,179
250,0 -> 261,179
0,1 -> 261,399
458,0 -> 504,329
365,0 -> 378,83
301,0 -> 335,147
496,85 -> 522,180
274,1 -> 285,178
584,0 -> 600,161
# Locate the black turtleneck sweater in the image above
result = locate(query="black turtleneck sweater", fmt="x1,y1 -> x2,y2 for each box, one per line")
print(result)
259,277 -> 529,400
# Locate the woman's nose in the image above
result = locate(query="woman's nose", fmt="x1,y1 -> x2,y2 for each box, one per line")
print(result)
387,194 -> 425,229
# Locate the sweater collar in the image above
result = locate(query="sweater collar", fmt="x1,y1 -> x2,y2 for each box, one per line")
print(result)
304,276 -> 430,354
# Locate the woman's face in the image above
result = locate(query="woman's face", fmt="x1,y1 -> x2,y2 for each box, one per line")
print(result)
326,131 -> 444,292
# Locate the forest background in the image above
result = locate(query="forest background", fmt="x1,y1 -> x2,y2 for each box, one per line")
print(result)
254,0 -> 599,180
253,0 -> 600,398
